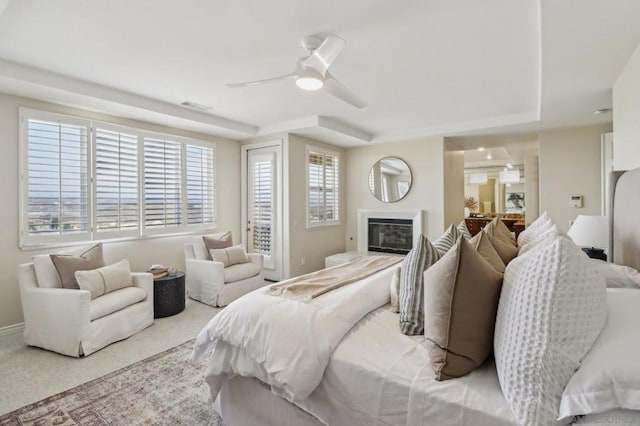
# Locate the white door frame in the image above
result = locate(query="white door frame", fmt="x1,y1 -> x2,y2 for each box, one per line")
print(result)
241,140 -> 286,281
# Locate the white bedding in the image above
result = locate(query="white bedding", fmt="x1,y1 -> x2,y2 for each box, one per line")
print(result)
193,263 -> 397,401
294,305 -> 516,426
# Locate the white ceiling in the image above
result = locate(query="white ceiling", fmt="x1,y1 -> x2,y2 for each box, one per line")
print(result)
0,0 -> 638,146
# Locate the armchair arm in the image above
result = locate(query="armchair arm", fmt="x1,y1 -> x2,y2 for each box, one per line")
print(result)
131,272 -> 154,302
185,259 -> 225,306
19,286 -> 91,357
248,253 -> 264,269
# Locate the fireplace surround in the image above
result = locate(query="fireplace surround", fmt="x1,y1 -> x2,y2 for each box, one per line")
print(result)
357,210 -> 424,254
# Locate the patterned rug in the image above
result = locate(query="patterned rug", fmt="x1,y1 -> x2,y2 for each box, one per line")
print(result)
0,340 -> 223,425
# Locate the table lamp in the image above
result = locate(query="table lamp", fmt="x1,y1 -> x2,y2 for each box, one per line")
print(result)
567,215 -> 608,261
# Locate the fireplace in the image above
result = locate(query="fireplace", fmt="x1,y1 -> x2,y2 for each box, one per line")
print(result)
368,218 -> 413,254
357,210 -> 424,255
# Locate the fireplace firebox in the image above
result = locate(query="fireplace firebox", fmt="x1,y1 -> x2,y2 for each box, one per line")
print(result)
367,218 -> 413,255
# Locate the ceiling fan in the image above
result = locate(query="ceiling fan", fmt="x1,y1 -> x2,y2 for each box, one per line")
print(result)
226,34 -> 367,109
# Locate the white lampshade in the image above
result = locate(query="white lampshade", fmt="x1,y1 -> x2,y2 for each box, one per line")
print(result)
567,215 -> 609,250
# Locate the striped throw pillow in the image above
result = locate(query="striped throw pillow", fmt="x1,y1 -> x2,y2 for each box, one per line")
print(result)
399,234 -> 441,335
457,220 -> 473,240
433,224 -> 461,256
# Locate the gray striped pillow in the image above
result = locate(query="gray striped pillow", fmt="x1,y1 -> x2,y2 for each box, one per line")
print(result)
457,220 -> 473,240
399,234 -> 441,335
433,224 -> 461,256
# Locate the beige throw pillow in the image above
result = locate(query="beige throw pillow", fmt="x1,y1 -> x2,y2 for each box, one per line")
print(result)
203,231 -> 233,259
484,232 -> 518,265
469,232 -> 505,273
75,259 -> 133,299
209,245 -> 250,267
424,237 -> 504,380
494,220 -> 516,245
50,243 -> 106,289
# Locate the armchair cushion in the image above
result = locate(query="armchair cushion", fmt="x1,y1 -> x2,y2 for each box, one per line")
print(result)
75,259 -> 133,299
49,243 -> 106,289
224,262 -> 262,283
90,286 -> 147,321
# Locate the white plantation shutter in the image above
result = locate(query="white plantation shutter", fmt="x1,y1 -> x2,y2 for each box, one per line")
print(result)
250,154 -> 274,258
186,144 -> 216,226
20,109 -> 218,246
143,137 -> 182,231
94,126 -> 139,235
23,114 -> 90,243
307,147 -> 340,226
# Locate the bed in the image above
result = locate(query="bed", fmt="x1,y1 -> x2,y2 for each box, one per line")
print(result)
195,168 -> 640,426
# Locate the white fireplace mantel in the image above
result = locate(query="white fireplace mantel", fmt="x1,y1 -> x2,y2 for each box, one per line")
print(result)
357,209 -> 425,254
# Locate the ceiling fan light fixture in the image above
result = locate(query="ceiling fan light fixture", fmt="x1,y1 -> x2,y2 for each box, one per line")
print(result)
296,76 -> 323,91
296,67 -> 324,91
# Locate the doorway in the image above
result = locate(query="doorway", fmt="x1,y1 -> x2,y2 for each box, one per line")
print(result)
242,142 -> 283,281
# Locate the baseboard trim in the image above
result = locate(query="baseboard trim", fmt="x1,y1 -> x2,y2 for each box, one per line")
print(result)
0,322 -> 24,337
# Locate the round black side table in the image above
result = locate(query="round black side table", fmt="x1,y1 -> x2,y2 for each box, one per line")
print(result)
153,272 -> 185,318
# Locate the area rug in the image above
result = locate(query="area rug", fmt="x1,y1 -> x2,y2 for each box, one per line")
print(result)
0,340 -> 223,425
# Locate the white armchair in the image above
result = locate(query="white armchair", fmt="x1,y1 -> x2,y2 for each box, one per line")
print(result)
184,243 -> 265,307
18,263 -> 154,357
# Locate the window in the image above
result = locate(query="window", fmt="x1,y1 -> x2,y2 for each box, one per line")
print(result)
307,146 -> 340,227
20,108 -> 217,247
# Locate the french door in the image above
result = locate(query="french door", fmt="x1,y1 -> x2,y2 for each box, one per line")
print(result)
245,145 -> 281,281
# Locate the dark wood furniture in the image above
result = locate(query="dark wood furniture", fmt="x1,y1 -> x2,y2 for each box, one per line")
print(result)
465,217 -> 525,240
153,271 -> 186,318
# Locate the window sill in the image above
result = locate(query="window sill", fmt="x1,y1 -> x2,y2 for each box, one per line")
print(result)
306,221 -> 341,230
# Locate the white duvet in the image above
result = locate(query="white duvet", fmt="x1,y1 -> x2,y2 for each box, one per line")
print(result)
193,265 -> 397,401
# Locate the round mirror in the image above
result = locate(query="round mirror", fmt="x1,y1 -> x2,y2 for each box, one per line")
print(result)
368,157 -> 412,202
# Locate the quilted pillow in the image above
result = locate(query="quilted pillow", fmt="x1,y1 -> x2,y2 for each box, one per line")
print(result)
518,222 -> 560,255
494,234 -> 607,426
433,224 -> 460,256
457,220 -> 473,240
399,234 -> 441,335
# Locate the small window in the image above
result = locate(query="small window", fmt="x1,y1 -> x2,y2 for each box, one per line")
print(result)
307,146 -> 340,227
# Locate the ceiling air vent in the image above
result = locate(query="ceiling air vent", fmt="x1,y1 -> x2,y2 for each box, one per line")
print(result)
181,101 -> 211,112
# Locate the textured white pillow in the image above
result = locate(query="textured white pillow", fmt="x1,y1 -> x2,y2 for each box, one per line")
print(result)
516,211 -> 551,247
494,234 -> 607,426
589,259 -> 640,288
559,288 -> 640,420
517,221 -> 559,255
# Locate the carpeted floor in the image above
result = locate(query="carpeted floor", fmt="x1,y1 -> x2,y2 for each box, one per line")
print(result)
0,340 -> 223,426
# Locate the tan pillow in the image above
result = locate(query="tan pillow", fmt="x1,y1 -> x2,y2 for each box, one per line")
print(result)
75,259 -> 133,299
468,232 -> 505,273
484,231 -> 518,265
494,220 -> 516,245
209,245 -> 249,267
203,231 -> 233,259
424,237 -> 503,380
50,243 -> 106,289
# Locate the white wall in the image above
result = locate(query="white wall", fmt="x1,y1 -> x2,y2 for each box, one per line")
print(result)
443,150 -> 465,226
538,124 -> 611,232
0,93 -> 241,328
613,42 -> 640,170
344,137 -> 445,251
287,134 -> 346,277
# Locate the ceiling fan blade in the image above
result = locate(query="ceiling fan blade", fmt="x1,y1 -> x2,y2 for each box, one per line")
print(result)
226,73 -> 297,88
324,72 -> 367,109
303,35 -> 346,76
